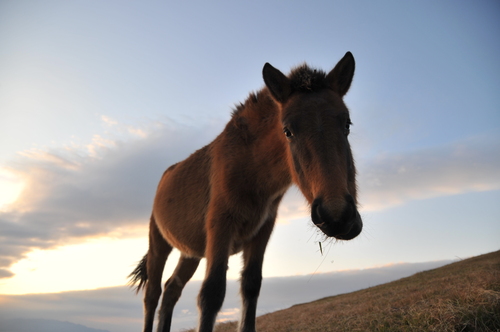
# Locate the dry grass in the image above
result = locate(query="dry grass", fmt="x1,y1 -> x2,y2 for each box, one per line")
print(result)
185,250 -> 500,332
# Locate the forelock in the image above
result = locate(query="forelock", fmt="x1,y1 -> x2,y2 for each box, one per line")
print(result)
288,64 -> 328,93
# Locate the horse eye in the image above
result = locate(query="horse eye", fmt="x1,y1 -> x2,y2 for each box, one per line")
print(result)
345,122 -> 351,135
283,127 -> 293,138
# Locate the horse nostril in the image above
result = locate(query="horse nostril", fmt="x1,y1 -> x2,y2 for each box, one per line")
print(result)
345,194 -> 355,205
311,198 -> 323,226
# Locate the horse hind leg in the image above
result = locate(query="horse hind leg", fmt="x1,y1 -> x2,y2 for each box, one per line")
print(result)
142,216 -> 173,332
157,254 -> 200,332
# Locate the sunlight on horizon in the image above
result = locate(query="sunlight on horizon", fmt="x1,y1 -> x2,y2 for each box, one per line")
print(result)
0,236 -> 246,295
0,237 -> 148,295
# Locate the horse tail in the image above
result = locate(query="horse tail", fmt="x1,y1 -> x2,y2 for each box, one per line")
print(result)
128,214 -> 172,294
128,253 -> 148,294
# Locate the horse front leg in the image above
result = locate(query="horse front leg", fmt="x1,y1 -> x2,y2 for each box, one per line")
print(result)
239,216 -> 276,332
197,212 -> 232,332
157,255 -> 200,332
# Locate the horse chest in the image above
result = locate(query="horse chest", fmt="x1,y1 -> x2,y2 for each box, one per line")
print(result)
230,211 -> 269,255
241,206 -> 269,238
232,187 -> 286,246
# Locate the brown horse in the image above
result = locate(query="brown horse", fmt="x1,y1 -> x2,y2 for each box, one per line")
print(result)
129,52 -> 362,332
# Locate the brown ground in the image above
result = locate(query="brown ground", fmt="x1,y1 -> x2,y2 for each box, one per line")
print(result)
185,250 -> 500,332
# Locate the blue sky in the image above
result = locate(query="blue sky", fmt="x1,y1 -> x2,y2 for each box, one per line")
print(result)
0,0 -> 499,330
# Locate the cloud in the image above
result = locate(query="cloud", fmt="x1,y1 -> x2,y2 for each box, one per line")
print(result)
0,117 -> 497,279
276,187 -> 310,224
0,119 -> 222,278
278,134 -> 500,220
357,135 -> 500,211
0,260 -> 454,332
0,318 -> 110,332
0,287 -> 143,332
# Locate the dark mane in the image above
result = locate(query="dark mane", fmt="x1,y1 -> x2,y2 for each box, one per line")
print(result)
232,92 -> 256,117
288,64 -> 328,93
231,90 -> 269,118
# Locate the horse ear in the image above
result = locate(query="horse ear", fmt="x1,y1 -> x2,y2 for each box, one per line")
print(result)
326,52 -> 355,97
263,63 -> 292,104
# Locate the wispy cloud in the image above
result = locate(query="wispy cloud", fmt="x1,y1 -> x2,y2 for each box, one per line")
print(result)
358,135 -> 500,211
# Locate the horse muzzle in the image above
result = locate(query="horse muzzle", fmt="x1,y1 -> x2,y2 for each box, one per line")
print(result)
311,195 -> 362,240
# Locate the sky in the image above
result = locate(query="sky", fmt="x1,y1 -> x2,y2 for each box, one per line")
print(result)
0,0 -> 499,330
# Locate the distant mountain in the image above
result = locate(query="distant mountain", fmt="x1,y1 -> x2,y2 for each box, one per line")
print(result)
0,318 -> 110,332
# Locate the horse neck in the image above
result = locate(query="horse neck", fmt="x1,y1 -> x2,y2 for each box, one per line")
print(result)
234,89 -> 292,188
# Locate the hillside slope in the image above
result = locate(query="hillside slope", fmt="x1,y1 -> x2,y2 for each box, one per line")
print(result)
208,250 -> 500,332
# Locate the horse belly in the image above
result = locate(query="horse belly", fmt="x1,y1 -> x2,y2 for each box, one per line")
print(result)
154,204 -> 207,258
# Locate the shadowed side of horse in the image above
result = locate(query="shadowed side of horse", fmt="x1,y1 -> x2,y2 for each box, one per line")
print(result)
129,52 -> 362,332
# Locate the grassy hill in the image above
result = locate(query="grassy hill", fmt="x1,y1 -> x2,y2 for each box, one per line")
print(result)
194,250 -> 500,332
